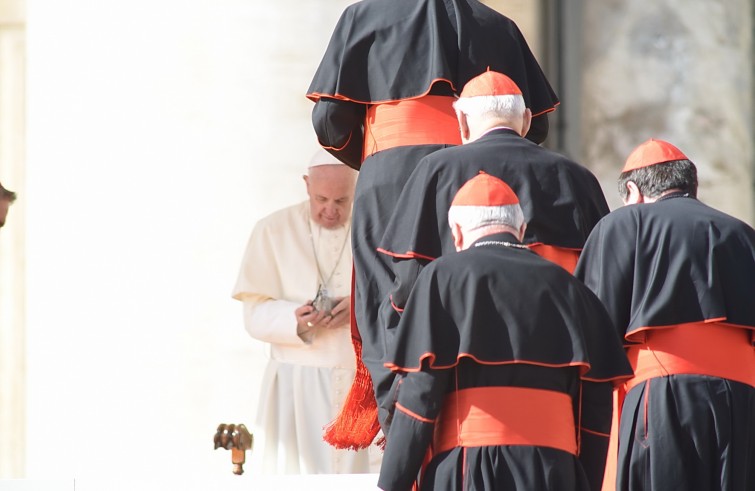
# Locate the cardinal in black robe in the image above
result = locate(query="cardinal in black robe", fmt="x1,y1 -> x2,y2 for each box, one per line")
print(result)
574,139 -> 755,491
307,0 -> 560,447
377,73 -> 608,450
378,173 -> 632,490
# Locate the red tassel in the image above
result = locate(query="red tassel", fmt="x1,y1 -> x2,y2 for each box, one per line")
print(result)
323,266 -> 381,450
323,336 -> 381,449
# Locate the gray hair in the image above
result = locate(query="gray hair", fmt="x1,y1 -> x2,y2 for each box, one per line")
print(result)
617,159 -> 697,201
452,94 -> 525,121
448,203 -> 524,232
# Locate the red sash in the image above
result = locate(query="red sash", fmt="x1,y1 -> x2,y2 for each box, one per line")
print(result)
363,95 -> 461,159
624,322 -> 755,391
433,386 -> 577,456
602,322 -> 755,491
527,243 -> 581,274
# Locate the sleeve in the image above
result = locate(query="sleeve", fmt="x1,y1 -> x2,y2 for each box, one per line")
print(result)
574,170 -> 611,237
378,160 -> 444,313
574,217 -> 636,340
231,222 -> 283,302
311,97 -> 366,170
578,380 -> 613,491
378,368 -> 450,491
385,258 -> 429,314
231,213 -> 313,346
379,160 -> 443,260
241,298 -> 310,346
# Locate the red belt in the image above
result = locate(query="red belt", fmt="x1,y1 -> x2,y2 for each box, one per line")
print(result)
602,322 -> 754,491
433,386 -> 577,456
527,244 -> 581,274
363,95 -> 461,159
623,322 -> 755,392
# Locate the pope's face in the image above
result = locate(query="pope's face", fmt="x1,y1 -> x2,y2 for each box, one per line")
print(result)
304,165 -> 356,229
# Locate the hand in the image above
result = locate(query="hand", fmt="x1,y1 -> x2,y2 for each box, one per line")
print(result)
323,296 -> 350,329
295,301 -> 330,333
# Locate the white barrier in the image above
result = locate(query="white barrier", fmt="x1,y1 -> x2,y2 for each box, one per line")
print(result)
0,475 -> 380,491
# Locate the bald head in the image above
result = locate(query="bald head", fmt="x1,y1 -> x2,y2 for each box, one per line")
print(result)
304,164 -> 357,229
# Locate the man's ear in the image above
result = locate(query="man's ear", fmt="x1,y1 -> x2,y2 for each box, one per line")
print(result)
457,112 -> 471,142
518,222 -> 527,242
623,181 -> 643,205
451,222 -> 464,251
520,108 -> 532,137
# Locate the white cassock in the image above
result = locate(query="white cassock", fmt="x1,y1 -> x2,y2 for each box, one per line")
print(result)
232,201 -> 380,474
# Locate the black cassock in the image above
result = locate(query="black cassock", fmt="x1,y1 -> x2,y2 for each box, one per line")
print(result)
378,233 -> 633,491
306,0 -> 560,420
574,196 -> 755,491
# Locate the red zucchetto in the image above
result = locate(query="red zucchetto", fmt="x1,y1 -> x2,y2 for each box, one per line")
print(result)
622,139 -> 689,172
459,70 -> 523,98
451,171 -> 520,207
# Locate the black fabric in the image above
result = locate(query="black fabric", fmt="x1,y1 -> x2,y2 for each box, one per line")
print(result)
379,363 -> 591,491
579,381 -> 614,491
574,197 -> 755,491
574,197 -> 755,341
311,98 -> 365,170
351,144 -> 454,421
381,129 -> 608,258
379,129 -> 609,311
377,242 -> 633,490
309,0 -> 561,434
307,0 -> 558,113
424,446 -> 589,491
307,0 -> 560,166
386,232 -> 631,381
618,375 -> 754,491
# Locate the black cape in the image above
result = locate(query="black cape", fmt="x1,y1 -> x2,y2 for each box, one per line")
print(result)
380,129 -> 609,261
378,233 -> 633,491
385,233 -> 630,381
574,196 -> 755,342
377,129 -> 609,314
307,0 -> 559,168
307,0 -> 558,114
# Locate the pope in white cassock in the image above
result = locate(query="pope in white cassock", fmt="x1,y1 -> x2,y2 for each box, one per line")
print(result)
232,150 -> 380,474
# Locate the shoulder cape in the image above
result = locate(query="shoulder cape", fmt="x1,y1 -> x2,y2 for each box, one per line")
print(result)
379,131 -> 609,261
574,198 -> 755,342
385,235 -> 633,382
307,0 -> 558,115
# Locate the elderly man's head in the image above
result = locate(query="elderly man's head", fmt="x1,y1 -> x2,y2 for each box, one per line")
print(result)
0,182 -> 17,229
304,150 -> 357,229
617,139 -> 698,205
453,71 -> 532,144
448,172 -> 525,251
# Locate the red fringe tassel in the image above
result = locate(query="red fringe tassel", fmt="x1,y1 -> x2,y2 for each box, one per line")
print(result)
323,336 -> 382,450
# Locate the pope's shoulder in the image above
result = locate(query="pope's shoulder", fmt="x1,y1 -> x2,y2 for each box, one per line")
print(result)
252,201 -> 308,232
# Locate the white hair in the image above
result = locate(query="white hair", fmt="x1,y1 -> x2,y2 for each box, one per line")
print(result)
448,204 -> 525,232
452,94 -> 526,121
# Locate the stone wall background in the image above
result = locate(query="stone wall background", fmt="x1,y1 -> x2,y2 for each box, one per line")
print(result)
581,0 -> 754,221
